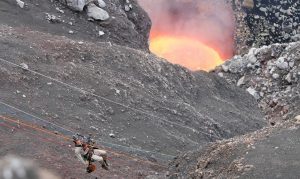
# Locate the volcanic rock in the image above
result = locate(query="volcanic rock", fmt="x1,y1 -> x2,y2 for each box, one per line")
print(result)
214,41 -> 300,123
295,115 -> 300,124
98,30 -> 105,36
16,0 -> 25,9
45,13 -> 62,24
87,3 -> 109,21
124,5 -> 131,12
109,133 -> 116,138
275,57 -> 289,70
65,0 -> 86,11
20,63 -> 29,70
237,76 -> 245,86
169,119 -> 300,178
246,87 -> 260,100
97,0 -> 106,8
229,0 -> 300,55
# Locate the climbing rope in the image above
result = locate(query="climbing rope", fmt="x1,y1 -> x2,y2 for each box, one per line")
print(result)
0,100 -> 175,159
0,57 -> 222,140
0,115 -> 168,168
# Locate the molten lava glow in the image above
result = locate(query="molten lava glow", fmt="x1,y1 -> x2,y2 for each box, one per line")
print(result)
137,0 -> 235,71
150,35 -> 223,71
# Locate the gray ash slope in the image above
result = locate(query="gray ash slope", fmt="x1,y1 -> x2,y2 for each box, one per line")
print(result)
0,25 -> 264,157
169,117 -> 300,178
0,0 -> 266,161
0,0 -> 151,51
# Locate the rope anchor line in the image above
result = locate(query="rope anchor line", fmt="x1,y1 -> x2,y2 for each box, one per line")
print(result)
0,100 -> 175,159
0,57 -> 222,140
0,115 -> 169,168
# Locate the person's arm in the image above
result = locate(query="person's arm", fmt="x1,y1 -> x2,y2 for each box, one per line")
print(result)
83,148 -> 89,155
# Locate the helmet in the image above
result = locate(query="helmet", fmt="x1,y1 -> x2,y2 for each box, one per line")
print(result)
88,139 -> 95,145
86,164 -> 96,173
72,135 -> 77,140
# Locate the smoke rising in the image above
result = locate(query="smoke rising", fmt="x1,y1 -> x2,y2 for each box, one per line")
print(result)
138,0 -> 235,59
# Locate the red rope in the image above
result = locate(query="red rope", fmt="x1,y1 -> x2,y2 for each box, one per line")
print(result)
0,115 -> 167,169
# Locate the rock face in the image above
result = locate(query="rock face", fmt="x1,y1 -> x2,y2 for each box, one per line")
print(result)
214,41 -> 300,125
170,41 -> 300,179
229,0 -> 300,55
0,25 -> 265,156
0,0 -> 151,51
169,118 -> 300,178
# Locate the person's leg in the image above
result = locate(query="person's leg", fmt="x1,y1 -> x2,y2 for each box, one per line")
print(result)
94,149 -> 108,166
91,155 -> 109,170
94,149 -> 107,160
74,147 -> 87,165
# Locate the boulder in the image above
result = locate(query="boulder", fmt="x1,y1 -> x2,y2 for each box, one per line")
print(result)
237,76 -> 245,87
16,0 -> 25,8
246,87 -> 260,100
66,0 -> 86,11
275,57 -> 289,70
295,115 -> 300,124
97,0 -> 106,8
20,63 -> 29,70
87,3 -> 109,21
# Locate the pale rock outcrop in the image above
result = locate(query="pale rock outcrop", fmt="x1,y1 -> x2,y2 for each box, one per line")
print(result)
65,0 -> 86,11
87,3 -> 109,21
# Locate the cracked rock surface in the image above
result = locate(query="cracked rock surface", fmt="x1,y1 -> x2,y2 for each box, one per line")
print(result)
214,42 -> 300,125
229,0 -> 300,55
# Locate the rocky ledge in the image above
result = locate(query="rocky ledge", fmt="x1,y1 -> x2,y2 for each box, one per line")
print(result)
214,41 -> 300,125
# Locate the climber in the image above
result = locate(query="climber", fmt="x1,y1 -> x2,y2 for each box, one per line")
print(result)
84,133 -> 109,167
83,134 -> 108,166
73,134 -> 109,172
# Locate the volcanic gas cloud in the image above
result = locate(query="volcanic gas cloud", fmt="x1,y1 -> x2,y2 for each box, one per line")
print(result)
138,0 -> 235,71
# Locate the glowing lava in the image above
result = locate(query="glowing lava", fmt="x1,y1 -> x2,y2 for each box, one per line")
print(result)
150,35 -> 223,71
137,0 -> 235,71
